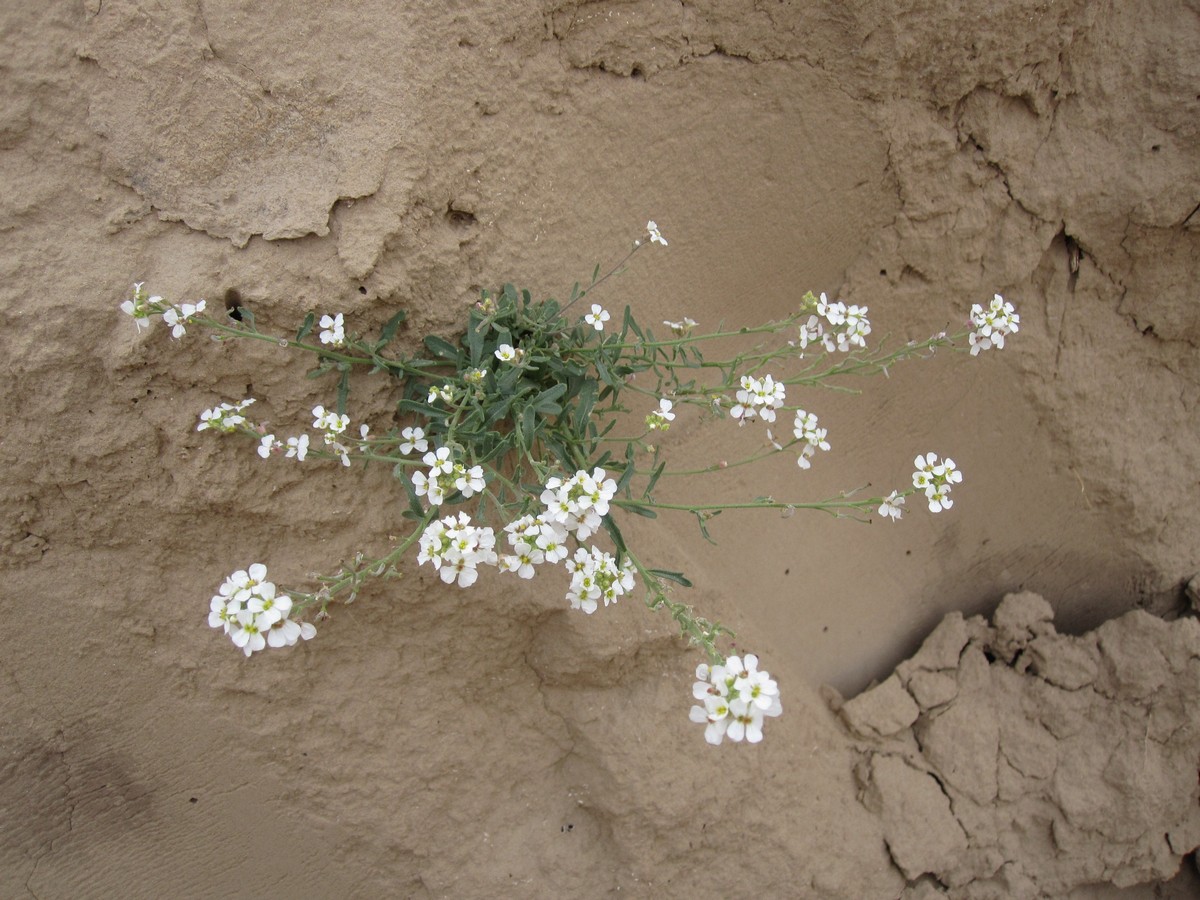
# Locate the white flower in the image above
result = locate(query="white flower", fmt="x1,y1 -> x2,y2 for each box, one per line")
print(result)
583,304 -> 610,331
663,317 -> 696,336
647,220 -> 668,246
399,426 -> 428,455
796,314 -> 824,351
162,300 -> 206,338
646,397 -> 676,431
539,468 -> 617,540
197,399 -> 256,433
878,490 -> 905,521
494,344 -> 517,363
210,563 -> 315,656
318,313 -> 345,347
968,294 -> 1019,356
792,409 -> 831,469
910,453 -> 962,513
257,434 -> 282,459
730,374 -> 785,424
428,384 -> 457,405
927,484 -> 954,513
120,283 -> 160,332
563,545 -> 636,614
417,513 -> 497,587
312,405 -> 349,435
285,434 -> 309,461
690,654 -> 782,745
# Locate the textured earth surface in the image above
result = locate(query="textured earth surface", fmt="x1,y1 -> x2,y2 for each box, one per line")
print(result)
2,2 -> 1199,897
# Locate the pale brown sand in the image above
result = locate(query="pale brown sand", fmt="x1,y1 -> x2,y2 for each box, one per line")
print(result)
3,2 -> 1199,897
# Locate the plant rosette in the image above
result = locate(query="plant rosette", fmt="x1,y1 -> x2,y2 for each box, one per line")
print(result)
121,220 -> 1018,746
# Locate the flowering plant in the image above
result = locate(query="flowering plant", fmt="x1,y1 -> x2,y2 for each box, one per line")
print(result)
122,221 -> 1017,746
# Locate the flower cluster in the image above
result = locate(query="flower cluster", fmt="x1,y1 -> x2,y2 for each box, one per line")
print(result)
968,293 -> 1020,355
416,512 -> 498,587
792,409 -> 830,469
730,374 -> 786,424
412,447 -> 485,506
197,399 -> 256,433
498,514 -> 569,578
912,452 -> 962,512
208,564 -> 316,656
539,467 -> 617,540
796,292 -> 872,354
564,545 -> 636,614
689,654 -> 782,744
646,397 -> 676,431
120,283 -> 207,337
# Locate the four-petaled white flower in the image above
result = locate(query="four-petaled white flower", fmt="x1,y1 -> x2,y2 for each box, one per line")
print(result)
647,220 -> 668,246
257,434 -> 282,459
878,490 -> 905,522
162,300 -> 206,338
494,344 -> 518,363
399,426 -> 428,455
319,313 -> 345,347
583,304 -> 610,331
312,405 -> 349,436
792,409 -> 831,469
646,397 -> 676,431
689,654 -> 782,745
285,434 -> 309,461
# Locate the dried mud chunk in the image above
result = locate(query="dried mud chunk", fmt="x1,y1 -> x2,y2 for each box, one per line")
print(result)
1094,610 -> 1175,700
866,754 -> 968,881
898,612 -> 970,679
907,670 -> 958,710
1023,633 -> 1098,690
839,674 -> 920,738
990,591 -> 1054,663
916,699 -> 1000,805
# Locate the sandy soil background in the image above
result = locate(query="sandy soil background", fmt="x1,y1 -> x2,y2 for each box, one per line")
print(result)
2,1 -> 1199,897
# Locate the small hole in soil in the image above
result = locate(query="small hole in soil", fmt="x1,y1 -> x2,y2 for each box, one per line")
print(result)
1152,144 -> 1162,152
880,269 -> 888,276
630,65 -> 645,80
189,797 -> 198,803
224,288 -> 243,321
446,204 -> 477,228
358,286 -> 367,295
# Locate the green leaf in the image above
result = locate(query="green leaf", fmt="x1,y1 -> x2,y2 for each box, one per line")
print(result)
648,569 -> 693,588
572,380 -> 597,433
296,312 -> 316,342
601,515 -> 626,555
532,383 -> 567,414
623,306 -> 643,340
696,510 -> 721,545
623,503 -> 658,519
397,464 -> 426,517
520,404 -> 537,450
424,335 -> 461,362
336,368 -> 351,415
466,317 -> 484,365
644,460 -> 666,496
378,310 -> 408,347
